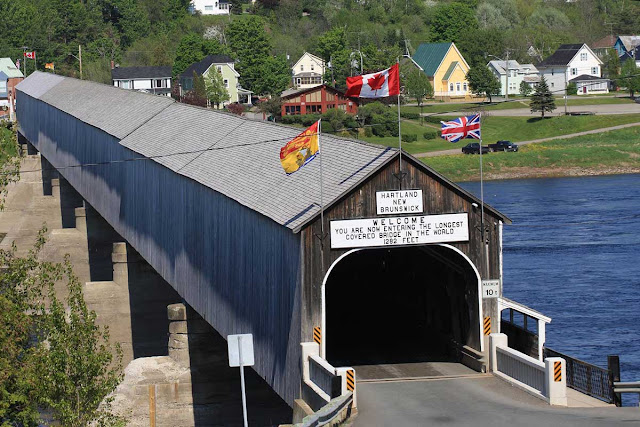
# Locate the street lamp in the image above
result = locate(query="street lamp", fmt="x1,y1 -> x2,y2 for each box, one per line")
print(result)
488,53 -> 510,101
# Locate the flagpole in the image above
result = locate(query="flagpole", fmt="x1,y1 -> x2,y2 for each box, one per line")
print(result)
479,113 -> 487,276
396,58 -> 403,190
318,119 -> 325,242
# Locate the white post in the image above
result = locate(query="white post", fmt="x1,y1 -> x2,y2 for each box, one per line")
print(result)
396,59 -> 403,190
538,319 -> 546,363
489,333 -> 508,373
238,336 -> 249,427
545,357 -> 567,406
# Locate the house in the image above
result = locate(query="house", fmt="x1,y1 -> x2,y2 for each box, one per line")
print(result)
179,55 -> 252,106
190,0 -> 231,15
111,66 -> 172,96
280,84 -> 357,116
590,35 -> 617,58
614,36 -> 640,58
291,52 -> 325,89
412,43 -> 473,100
0,58 -> 24,120
620,45 -> 640,67
487,60 -> 540,96
537,44 -> 608,95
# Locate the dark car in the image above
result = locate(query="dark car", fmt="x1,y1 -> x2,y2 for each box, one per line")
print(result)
488,140 -> 519,152
461,142 -> 490,155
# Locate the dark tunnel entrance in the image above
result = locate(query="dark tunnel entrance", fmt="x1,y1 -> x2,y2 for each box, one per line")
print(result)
324,245 -> 481,368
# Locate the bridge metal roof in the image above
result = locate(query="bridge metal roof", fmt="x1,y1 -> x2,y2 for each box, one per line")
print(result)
16,72 -> 510,231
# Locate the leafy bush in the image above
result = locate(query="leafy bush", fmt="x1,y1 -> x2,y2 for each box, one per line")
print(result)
400,111 -> 420,120
567,82 -> 578,96
364,126 -> 373,137
226,103 -> 245,116
423,130 -> 441,140
401,133 -> 417,142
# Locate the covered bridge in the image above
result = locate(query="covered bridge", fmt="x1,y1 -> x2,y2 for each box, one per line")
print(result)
16,72 -> 510,409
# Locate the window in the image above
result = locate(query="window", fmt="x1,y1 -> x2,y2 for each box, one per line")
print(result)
449,83 -> 454,92
296,78 -> 301,85
216,65 -> 222,73
154,79 -> 167,88
551,69 -> 554,76
456,82 -> 461,92
463,82 -> 468,91
551,82 -> 554,87
311,64 -> 314,71
511,70 -> 517,78
120,80 -> 131,89
580,52 -> 587,61
301,65 -> 304,71
224,79 -> 229,88
571,68 -> 577,76
204,5 -> 213,11
591,67 -> 598,75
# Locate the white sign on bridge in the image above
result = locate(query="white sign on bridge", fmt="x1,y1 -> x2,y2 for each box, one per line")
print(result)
482,280 -> 501,299
330,213 -> 469,249
376,190 -> 423,215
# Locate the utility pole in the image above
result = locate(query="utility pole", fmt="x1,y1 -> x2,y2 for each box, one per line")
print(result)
79,45 -> 83,80
564,69 -> 568,115
504,50 -> 509,101
21,46 -> 28,77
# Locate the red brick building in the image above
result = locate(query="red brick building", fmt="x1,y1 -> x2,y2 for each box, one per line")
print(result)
281,85 -> 358,116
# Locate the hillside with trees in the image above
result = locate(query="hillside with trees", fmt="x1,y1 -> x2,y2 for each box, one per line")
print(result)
1,0 -> 638,94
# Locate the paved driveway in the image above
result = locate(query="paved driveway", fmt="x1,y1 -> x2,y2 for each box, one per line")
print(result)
354,375 -> 640,426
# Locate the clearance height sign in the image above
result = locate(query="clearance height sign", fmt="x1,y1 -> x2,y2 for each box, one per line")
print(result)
330,213 -> 469,249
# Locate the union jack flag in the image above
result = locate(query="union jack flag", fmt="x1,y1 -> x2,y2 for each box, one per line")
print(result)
440,114 -> 481,143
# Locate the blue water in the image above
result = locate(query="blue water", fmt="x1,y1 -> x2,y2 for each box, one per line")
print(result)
461,174 -> 640,406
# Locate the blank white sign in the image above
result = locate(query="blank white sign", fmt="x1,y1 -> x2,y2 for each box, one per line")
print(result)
228,334 -> 255,367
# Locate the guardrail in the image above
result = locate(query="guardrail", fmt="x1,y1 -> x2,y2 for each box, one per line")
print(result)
614,382 -> 640,394
299,392 -> 353,427
496,346 -> 546,393
309,355 -> 341,400
544,347 -> 618,405
491,333 -> 567,406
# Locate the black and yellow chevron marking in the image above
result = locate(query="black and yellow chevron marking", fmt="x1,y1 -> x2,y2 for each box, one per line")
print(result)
554,361 -> 562,382
346,369 -> 355,391
483,317 -> 491,335
313,326 -> 321,345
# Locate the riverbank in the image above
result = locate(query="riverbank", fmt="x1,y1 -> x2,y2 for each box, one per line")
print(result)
422,127 -> 640,182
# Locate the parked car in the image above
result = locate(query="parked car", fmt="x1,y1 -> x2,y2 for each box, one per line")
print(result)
462,142 -> 490,155
488,140 -> 519,152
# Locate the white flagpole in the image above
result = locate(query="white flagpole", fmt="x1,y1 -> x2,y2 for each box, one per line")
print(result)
318,119 -> 325,240
396,58 -> 403,190
479,113 -> 487,276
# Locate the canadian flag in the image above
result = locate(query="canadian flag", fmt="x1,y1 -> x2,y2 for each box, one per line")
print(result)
345,63 -> 400,98
24,51 -> 35,59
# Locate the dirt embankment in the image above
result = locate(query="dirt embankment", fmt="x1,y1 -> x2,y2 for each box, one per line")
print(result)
464,166 -> 640,182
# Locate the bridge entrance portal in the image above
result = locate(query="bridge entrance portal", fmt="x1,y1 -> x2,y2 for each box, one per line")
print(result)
323,245 -> 482,368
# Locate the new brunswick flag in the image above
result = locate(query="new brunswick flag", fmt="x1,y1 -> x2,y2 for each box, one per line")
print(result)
280,120 -> 319,174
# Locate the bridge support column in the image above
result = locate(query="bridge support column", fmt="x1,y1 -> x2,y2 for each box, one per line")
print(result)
167,303 -> 214,368
40,156 -> 57,196
58,177 -> 84,229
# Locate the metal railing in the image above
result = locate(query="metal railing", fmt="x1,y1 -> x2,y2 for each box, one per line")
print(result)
544,347 -> 615,403
496,346 -> 546,393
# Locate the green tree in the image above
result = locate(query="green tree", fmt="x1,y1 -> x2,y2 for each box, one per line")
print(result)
204,69 -> 230,109
257,96 -> 282,120
192,71 -> 207,99
404,67 -> 433,123
519,80 -> 532,97
466,65 -> 501,102
566,82 -> 578,96
430,3 -> 478,42
456,28 -> 506,68
530,76 -> 556,118
620,60 -> 640,98
254,55 -> 291,95
316,27 -> 347,62
602,48 -> 620,83
227,16 -> 272,92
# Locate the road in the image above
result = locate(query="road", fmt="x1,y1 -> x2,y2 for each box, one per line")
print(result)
414,121 -> 640,158
428,102 -> 640,117
354,374 -> 640,426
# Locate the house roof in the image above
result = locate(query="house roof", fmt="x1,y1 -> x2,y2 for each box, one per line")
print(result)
412,43 -> 452,77
617,36 -> 640,52
537,44 -> 584,67
292,52 -> 324,70
0,58 -> 24,79
523,76 -> 540,83
569,74 -> 609,82
112,66 -> 172,80
17,72 -> 510,231
294,72 -> 322,78
591,35 -> 617,50
180,55 -> 235,78
442,61 -> 458,80
280,84 -> 352,101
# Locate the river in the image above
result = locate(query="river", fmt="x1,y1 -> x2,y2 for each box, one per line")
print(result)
460,174 -> 640,406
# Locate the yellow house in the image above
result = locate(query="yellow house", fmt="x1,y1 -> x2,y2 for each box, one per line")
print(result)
412,42 -> 473,101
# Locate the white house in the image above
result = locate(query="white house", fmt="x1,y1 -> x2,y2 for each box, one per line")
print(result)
487,60 -> 540,96
537,43 -> 608,95
191,0 -> 230,15
291,52 -> 325,89
111,66 -> 172,96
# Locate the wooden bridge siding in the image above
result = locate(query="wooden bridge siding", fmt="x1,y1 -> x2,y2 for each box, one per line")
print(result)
18,93 -> 303,406
301,157 -> 501,351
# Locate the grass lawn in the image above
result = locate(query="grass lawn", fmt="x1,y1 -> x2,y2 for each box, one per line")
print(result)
0,125 -> 18,164
420,126 -> 640,182
360,114 -> 640,154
